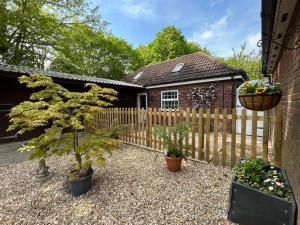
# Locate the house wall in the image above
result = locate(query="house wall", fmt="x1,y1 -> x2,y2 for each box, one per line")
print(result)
272,1 -> 300,221
0,73 -> 139,143
146,79 -> 242,110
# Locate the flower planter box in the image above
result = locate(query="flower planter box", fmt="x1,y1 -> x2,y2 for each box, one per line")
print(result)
227,167 -> 296,225
238,93 -> 282,111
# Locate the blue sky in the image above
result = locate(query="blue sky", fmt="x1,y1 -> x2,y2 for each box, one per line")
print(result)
94,0 -> 261,57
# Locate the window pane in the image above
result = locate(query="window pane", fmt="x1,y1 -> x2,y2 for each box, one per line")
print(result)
161,100 -> 179,109
162,91 -> 177,100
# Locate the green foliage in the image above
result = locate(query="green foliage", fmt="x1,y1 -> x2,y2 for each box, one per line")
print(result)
218,42 -> 262,80
51,23 -> 137,80
53,131 -> 120,170
8,74 -> 120,174
131,26 -> 210,70
106,124 -> 128,139
19,126 -> 62,160
154,123 -> 189,159
8,74 -> 68,134
0,0 -> 103,68
234,158 -> 291,199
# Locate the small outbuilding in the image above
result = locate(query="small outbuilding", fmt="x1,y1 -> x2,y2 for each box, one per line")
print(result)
126,52 -> 247,110
0,63 -> 143,142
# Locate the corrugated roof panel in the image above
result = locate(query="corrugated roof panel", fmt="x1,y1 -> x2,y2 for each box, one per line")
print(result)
0,63 -> 143,88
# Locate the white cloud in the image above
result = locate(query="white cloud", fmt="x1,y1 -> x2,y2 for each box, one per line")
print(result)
187,15 -> 228,44
119,0 -> 154,18
213,15 -> 228,29
247,32 -> 261,50
200,30 -> 214,40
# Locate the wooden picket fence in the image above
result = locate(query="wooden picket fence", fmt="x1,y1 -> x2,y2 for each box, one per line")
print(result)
91,107 -> 283,167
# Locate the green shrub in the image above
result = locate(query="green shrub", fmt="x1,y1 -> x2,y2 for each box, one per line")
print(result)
154,123 -> 189,159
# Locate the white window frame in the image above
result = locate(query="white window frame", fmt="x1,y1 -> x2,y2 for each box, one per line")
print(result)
160,90 -> 179,110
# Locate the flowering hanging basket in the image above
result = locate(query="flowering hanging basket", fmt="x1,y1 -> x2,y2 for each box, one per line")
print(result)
238,81 -> 282,111
238,93 -> 282,111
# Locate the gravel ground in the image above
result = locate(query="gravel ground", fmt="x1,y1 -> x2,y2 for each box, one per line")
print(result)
0,145 -> 233,225
0,141 -> 29,165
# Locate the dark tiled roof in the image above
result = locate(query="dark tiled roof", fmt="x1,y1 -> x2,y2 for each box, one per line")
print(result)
126,52 -> 247,86
0,63 -> 143,89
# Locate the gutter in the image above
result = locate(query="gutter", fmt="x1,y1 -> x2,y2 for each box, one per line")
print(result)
144,74 -> 245,89
261,0 -> 278,75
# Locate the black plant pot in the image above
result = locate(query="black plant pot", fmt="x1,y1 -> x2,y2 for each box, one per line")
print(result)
228,167 -> 296,225
68,170 -> 94,197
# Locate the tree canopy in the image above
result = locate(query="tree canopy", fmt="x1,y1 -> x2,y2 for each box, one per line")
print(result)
218,43 -> 262,80
0,0 -> 102,68
131,26 -> 210,70
0,1 -> 261,81
50,23 -> 137,80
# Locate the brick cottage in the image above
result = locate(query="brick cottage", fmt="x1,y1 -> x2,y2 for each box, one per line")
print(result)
126,52 -> 247,110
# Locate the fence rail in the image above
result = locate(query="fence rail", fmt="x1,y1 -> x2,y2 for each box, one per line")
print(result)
92,107 -> 282,167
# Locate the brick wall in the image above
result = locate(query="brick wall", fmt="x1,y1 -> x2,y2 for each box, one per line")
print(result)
146,79 -> 241,110
272,1 -> 300,222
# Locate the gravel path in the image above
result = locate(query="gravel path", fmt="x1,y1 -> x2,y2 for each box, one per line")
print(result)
0,141 -> 29,165
0,145 -> 232,225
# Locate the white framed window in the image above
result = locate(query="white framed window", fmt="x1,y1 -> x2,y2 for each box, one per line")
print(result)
161,90 -> 179,109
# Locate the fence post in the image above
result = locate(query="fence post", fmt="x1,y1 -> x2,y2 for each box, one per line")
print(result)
153,108 -> 157,149
262,110 -> 270,162
148,108 -> 153,148
130,108 -> 134,143
185,108 -> 190,155
240,109 -> 247,158
273,107 -> 282,166
198,108 -> 204,160
205,108 -> 210,162
191,109 -> 196,158
163,109 -> 167,149
221,109 -> 227,165
134,108 -> 137,144
158,108 -> 161,149
146,108 -> 149,146
213,108 -> 219,163
141,108 -> 145,146
231,108 -> 237,167
251,111 -> 258,158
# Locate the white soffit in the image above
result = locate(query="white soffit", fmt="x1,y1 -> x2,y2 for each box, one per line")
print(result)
267,0 -> 297,74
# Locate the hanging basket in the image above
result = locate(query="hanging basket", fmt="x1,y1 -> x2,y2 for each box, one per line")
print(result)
238,93 -> 282,111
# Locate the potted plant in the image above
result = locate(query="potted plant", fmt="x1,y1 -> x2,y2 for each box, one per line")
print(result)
228,158 -> 296,225
43,78 -> 120,196
238,80 -> 282,111
9,74 -> 120,196
8,74 -> 67,180
56,130 -> 119,196
154,123 -> 189,172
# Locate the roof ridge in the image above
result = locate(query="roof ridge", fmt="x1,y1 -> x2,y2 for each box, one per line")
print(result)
136,51 -> 243,73
137,51 -> 202,70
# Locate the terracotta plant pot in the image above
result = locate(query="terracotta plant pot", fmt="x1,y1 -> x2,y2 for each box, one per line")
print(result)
238,93 -> 282,111
164,155 -> 183,172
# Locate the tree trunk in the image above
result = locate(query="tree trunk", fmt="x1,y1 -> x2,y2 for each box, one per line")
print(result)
36,159 -> 49,178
